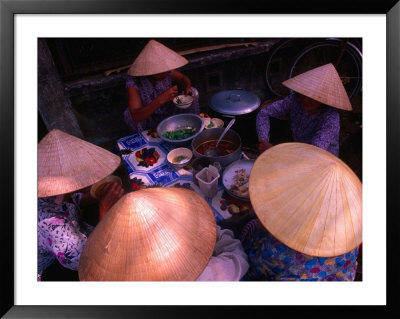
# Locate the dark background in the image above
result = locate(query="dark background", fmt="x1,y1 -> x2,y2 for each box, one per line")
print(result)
38,37 -> 364,283
2,0 -> 398,316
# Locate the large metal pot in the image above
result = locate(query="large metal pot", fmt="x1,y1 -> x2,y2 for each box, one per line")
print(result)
191,128 -> 242,167
208,89 -> 261,149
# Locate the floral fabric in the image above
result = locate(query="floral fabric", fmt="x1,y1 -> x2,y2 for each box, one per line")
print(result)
256,93 -> 340,156
124,72 -> 200,133
38,193 -> 94,278
240,219 -> 359,281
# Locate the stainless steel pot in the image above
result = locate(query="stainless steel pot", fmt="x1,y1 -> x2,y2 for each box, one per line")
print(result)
191,128 -> 242,167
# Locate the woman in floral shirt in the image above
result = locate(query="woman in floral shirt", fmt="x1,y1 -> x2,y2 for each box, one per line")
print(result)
38,129 -> 125,280
256,63 -> 352,156
38,192 -> 92,278
38,184 -> 124,280
124,39 -> 199,133
240,219 -> 359,281
240,143 -> 362,281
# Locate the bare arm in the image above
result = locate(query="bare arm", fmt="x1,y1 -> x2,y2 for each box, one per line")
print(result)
127,85 -> 178,123
97,182 -> 125,221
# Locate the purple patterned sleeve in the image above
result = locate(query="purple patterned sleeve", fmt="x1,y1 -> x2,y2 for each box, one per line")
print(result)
310,109 -> 340,156
126,75 -> 139,89
256,94 -> 295,142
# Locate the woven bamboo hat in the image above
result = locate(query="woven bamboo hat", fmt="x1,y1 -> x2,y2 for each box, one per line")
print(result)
127,40 -> 188,77
38,129 -> 121,198
249,142 -> 362,257
282,63 -> 352,111
78,187 -> 217,281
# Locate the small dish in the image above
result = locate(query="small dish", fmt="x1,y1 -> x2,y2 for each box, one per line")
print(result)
203,118 -> 212,129
211,118 -> 224,128
90,175 -> 122,199
167,147 -> 193,169
173,95 -> 193,109
204,118 -> 224,129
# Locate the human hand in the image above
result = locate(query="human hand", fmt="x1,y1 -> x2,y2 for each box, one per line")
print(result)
157,85 -> 178,104
98,182 -> 125,220
257,140 -> 273,154
184,86 -> 192,96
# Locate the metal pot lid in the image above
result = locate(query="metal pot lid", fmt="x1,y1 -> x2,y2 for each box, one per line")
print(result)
209,90 -> 261,116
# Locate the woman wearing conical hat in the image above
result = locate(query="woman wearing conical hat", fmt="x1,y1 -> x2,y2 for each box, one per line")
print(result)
78,187 -> 249,281
38,129 -> 125,280
124,39 -> 200,134
240,143 -> 362,281
256,63 -> 352,156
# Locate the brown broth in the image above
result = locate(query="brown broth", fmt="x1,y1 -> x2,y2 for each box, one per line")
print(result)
196,140 -> 237,156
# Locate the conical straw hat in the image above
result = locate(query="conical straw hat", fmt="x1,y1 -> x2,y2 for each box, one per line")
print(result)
127,40 -> 189,76
78,187 -> 217,281
282,63 -> 352,111
38,129 -> 121,198
249,142 -> 362,257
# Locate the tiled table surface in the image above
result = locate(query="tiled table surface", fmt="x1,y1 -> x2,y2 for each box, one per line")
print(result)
117,129 -> 253,224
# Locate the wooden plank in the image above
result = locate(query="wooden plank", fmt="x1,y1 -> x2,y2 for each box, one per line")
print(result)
104,41 -> 266,77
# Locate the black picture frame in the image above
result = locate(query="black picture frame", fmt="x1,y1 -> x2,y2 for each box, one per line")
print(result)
1,0 -> 399,318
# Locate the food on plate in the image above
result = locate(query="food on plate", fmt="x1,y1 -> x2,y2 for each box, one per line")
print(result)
199,113 -> 210,118
206,121 -> 215,129
162,127 -> 197,140
240,204 -> 250,213
195,140 -> 237,156
146,128 -> 158,138
135,148 -> 160,168
204,118 -> 223,129
173,95 -> 193,107
211,118 -> 224,128
230,168 -> 249,197
228,204 -> 240,214
220,197 -> 251,214
120,148 -> 133,155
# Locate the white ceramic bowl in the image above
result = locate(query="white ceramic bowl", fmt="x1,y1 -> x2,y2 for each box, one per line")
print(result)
173,95 -> 194,109
167,147 -> 193,169
204,118 -> 224,129
211,118 -> 224,128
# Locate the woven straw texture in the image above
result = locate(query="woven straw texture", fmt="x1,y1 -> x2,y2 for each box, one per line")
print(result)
78,187 -> 217,281
249,143 -> 362,257
127,40 -> 188,76
38,129 -> 121,198
282,63 -> 352,111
